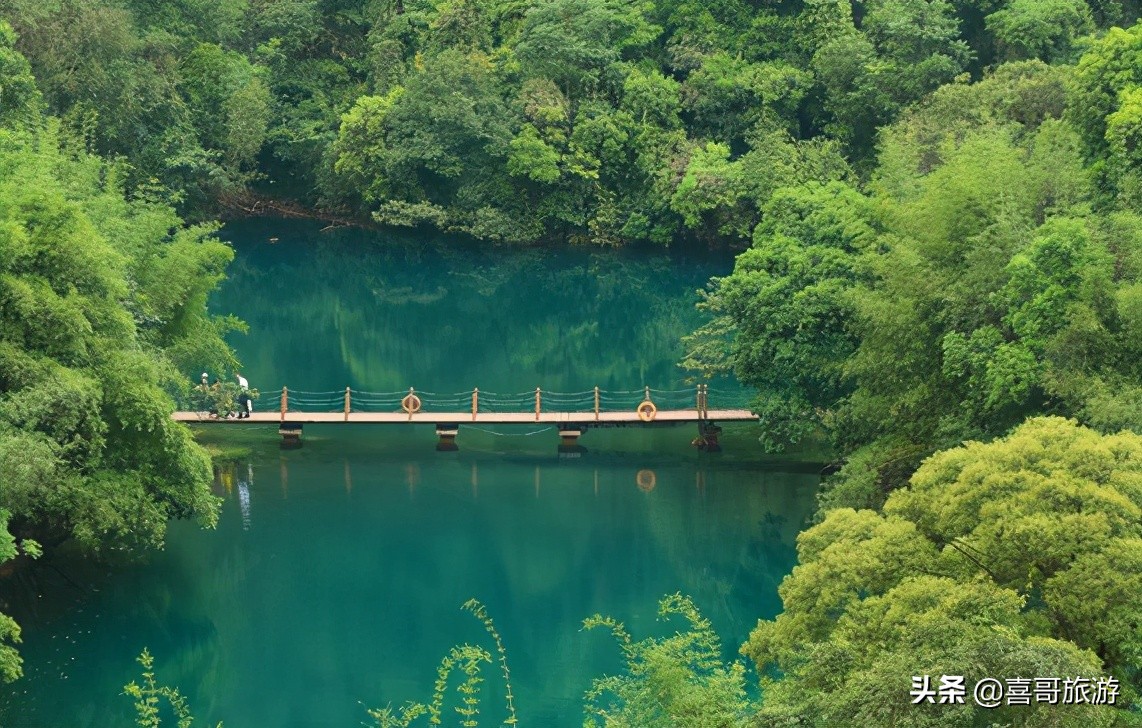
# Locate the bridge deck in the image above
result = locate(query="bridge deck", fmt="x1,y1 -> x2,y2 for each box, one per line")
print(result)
172,410 -> 757,425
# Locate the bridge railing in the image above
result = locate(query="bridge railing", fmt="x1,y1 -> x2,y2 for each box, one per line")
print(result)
271,385 -> 751,418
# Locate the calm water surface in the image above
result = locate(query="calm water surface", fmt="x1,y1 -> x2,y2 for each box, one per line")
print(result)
0,221 -> 818,726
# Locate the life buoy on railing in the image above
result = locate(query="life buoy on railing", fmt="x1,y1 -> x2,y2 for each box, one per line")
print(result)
636,469 -> 657,492
637,400 -> 657,422
401,392 -> 422,414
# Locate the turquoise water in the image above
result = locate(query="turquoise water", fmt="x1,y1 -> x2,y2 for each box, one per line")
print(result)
0,221 -> 819,726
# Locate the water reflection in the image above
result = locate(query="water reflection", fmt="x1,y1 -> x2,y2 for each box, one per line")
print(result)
238,464 -> 252,531
3,445 -> 818,727
212,219 -> 739,397
0,220 -> 802,727
636,469 -> 657,492
266,457 -> 766,504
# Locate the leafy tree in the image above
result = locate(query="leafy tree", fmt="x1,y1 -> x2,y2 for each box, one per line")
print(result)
680,52 -> 811,147
986,0 -> 1093,62
339,48 -> 516,237
0,510 -> 29,683
1069,23 -> 1142,205
747,418 -> 1142,722
683,182 -> 877,449
810,0 -> 972,158
0,115 -> 233,677
331,87 -> 405,204
513,0 -> 660,98
123,648 -> 222,728
2,0 -> 1139,242
887,417 -> 1142,683
0,21 -> 40,128
0,129 -> 224,553
688,54 -> 1142,497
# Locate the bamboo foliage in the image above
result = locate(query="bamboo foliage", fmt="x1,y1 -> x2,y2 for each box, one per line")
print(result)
368,601 -> 518,728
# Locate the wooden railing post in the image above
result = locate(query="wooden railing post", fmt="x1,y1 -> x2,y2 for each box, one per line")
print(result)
535,387 -> 541,421
344,387 -> 351,420
281,386 -> 288,423
594,386 -> 600,421
696,383 -> 702,412
472,388 -> 479,420
644,386 -> 651,402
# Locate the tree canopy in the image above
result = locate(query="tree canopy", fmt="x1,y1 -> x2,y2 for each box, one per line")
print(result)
1,3 -> 1142,725
0,30 -> 237,682
0,0 -> 1136,242
746,417 -> 1142,725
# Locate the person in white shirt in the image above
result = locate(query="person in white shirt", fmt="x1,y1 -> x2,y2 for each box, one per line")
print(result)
236,373 -> 252,418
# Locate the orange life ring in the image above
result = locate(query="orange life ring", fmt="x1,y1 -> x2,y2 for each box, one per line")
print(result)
636,469 -> 656,492
637,400 -> 657,422
401,393 -> 422,414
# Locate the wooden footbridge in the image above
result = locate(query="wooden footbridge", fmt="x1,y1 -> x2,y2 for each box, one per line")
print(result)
172,385 -> 756,450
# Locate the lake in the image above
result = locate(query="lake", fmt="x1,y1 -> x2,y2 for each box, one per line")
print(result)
0,220 -> 819,726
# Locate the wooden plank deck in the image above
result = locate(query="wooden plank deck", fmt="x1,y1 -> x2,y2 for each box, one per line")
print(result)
171,409 -> 757,425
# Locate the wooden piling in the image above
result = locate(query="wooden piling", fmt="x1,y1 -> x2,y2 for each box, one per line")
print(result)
594,386 -> 600,421
535,387 -> 541,421
281,386 -> 288,423
472,388 -> 479,420
344,387 -> 351,420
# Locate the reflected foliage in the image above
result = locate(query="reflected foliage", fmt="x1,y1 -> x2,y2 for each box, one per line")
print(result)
214,220 -> 729,395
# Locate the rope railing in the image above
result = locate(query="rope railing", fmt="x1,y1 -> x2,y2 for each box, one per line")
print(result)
266,384 -> 752,419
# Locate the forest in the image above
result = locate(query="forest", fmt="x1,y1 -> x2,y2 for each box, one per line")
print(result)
1,0 -> 1142,725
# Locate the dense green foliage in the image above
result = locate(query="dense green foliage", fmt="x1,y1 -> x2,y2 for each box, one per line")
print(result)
1,0 -> 1137,244
582,594 -> 755,728
747,418 -> 1142,724
0,24 -> 238,682
677,23 -> 1142,719
689,52 -> 1142,487
2,2 -> 1142,725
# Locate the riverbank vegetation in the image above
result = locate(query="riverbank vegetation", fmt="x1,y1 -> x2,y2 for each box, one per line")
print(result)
0,0 -> 1134,247
0,23 -> 237,682
1,0 -> 1142,725
677,13 -> 1142,722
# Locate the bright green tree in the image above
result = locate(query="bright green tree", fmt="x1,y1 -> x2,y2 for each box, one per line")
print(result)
682,181 -> 877,449
747,417 -> 1142,723
0,119 -> 233,678
1069,22 -> 1142,205
584,594 -> 756,728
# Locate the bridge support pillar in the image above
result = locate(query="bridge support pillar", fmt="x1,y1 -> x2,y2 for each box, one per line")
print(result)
280,423 -> 303,449
436,424 -> 459,452
557,426 -> 586,458
693,422 -> 722,452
